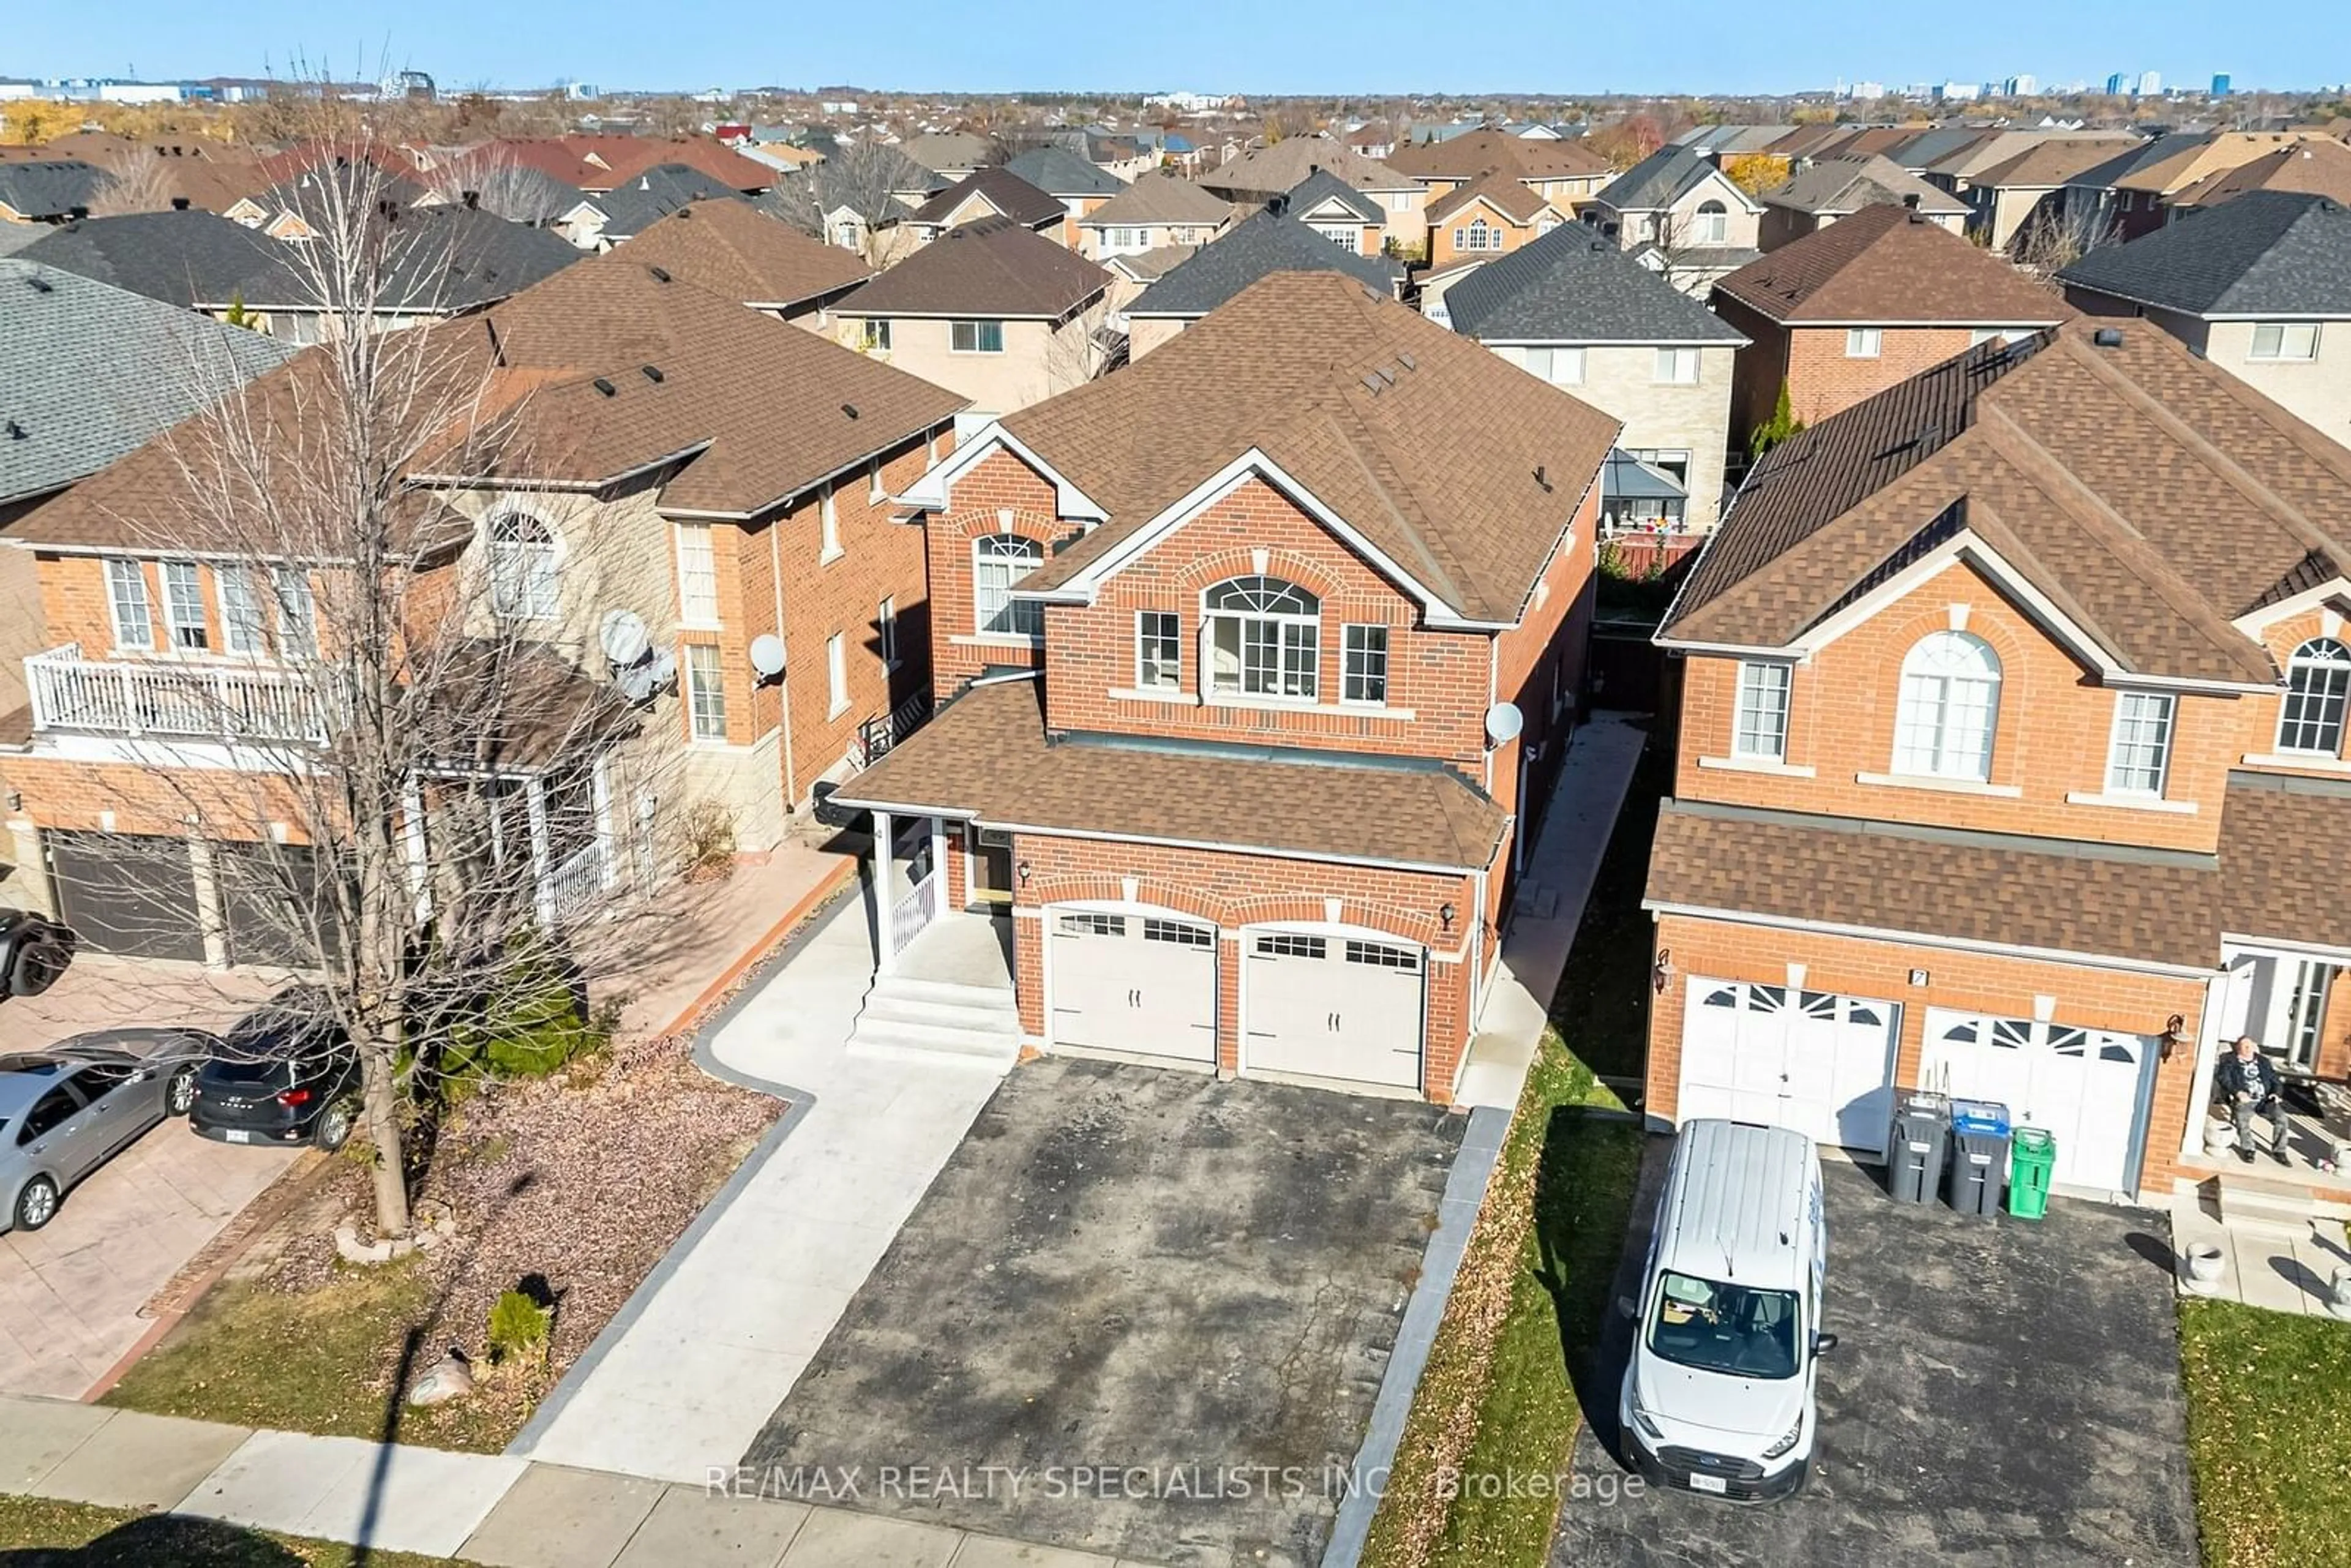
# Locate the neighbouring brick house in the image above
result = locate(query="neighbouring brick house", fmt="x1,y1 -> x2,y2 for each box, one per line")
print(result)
1643,317 -> 2351,1203
1386,129 -> 1615,214
607,198 -> 872,330
1711,203 -> 2069,446
0,253 -> 964,966
902,167 -> 1067,246
1423,172 -> 1565,271
833,271 -> 1618,1101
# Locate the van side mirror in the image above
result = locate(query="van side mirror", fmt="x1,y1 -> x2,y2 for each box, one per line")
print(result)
1616,1295 -> 1638,1319
1813,1332 -> 1839,1355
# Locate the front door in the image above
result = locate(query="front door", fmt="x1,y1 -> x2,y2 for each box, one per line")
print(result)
968,828 -> 1014,909
2219,951 -> 2335,1076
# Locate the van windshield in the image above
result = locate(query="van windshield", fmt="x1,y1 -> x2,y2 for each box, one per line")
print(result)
1647,1270 -> 1802,1380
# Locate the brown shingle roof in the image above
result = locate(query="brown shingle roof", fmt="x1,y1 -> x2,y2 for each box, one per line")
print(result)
2173,139 -> 2351,211
613,199 -> 870,310
2217,772 -> 2351,949
1646,800 -> 2221,968
1712,203 -> 2069,324
494,135 -> 775,194
1967,138 -> 2142,191
999,270 -> 1619,625
835,216 -> 1109,320
1663,320 -> 2351,685
1197,138 -> 1415,200
1387,130 -> 1612,185
834,678 -> 1508,871
1425,170 -> 1554,227
907,167 -> 1064,231
1761,155 -> 1967,217
1078,173 -> 1232,229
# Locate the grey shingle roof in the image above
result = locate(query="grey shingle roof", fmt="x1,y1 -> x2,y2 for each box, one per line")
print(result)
227,204 -> 585,314
1443,223 -> 1747,343
587,165 -> 744,241
0,260 -> 294,507
1594,146 -> 1727,212
0,161 -> 110,222
1763,156 -> 1967,217
1005,146 -> 1122,199
1273,168 -> 1382,225
1125,212 -> 1398,320
15,209 -> 288,309
462,163 -> 588,225
2058,191 -> 2351,316
909,167 -> 1065,230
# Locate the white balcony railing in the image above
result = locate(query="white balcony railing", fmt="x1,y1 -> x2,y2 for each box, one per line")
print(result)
890,869 -> 942,955
25,643 -> 331,746
543,840 -> 612,925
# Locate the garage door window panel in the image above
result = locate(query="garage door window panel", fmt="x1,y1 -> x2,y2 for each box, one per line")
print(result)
1204,577 -> 1319,700
1893,631 -> 2001,782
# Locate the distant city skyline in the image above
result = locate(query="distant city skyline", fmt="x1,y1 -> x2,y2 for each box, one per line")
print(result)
0,0 -> 2338,98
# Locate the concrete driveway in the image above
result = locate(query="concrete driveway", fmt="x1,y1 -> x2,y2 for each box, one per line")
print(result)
744,1057 -> 1465,1567
1551,1151 -> 2197,1568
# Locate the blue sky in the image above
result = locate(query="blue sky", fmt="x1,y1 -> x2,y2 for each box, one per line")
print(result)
7,0 -> 2340,96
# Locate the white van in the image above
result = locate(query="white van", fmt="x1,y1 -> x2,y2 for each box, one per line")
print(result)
1617,1118 -> 1834,1502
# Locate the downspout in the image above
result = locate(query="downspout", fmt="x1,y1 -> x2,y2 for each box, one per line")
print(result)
771,515 -> 798,809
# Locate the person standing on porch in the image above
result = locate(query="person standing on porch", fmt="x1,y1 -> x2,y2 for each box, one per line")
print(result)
2216,1036 -> 2292,1166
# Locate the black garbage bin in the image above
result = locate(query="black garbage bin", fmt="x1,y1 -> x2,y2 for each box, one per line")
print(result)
1889,1090 -> 1949,1204
1948,1099 -> 2011,1217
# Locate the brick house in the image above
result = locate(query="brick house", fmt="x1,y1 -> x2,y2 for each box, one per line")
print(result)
1385,129 -> 1614,214
0,253 -> 964,966
901,167 -> 1067,247
606,198 -> 872,330
1643,318 -> 2351,1202
1582,146 -> 1764,296
833,271 -> 1618,1101
1711,203 -> 2069,447
1423,173 -> 1565,271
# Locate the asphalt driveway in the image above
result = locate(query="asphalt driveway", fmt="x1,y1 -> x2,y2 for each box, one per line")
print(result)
1551,1149 -> 2197,1567
743,1056 -> 1464,1567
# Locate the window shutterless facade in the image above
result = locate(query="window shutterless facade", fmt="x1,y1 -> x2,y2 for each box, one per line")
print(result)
271,568 -> 317,659
877,596 -> 898,668
1136,609 -> 1180,689
2249,321 -> 2320,361
2104,690 -> 2175,795
685,643 -> 727,741
826,632 -> 848,715
1693,200 -> 1728,244
972,535 -> 1044,637
1892,631 -> 2001,781
2278,637 -> 2351,755
1341,623 -> 1389,703
1654,347 -> 1700,384
103,558 -> 153,650
218,568 -> 266,656
489,513 -> 558,620
1521,345 -> 1584,385
675,523 -> 719,626
160,560 -> 208,650
1845,327 -> 1883,358
1204,576 -> 1318,699
950,320 -> 1005,354
1733,661 -> 1792,760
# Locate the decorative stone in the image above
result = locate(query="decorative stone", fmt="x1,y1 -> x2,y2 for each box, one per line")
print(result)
334,1201 -> 459,1266
2180,1241 -> 2227,1295
2329,1269 -> 2351,1322
408,1346 -> 474,1406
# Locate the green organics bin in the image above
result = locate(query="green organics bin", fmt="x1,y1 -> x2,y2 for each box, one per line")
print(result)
2008,1127 -> 2055,1220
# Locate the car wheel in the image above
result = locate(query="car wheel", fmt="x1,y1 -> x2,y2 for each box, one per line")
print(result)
312,1101 -> 355,1152
166,1068 -> 198,1118
13,1176 -> 59,1232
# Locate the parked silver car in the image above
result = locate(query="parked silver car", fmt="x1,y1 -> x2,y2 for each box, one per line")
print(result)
1,1030 -> 212,1234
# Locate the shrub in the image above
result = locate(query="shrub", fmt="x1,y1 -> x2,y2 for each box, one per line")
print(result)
486,1288 -> 552,1368
1750,379 -> 1806,459
441,942 -> 608,1082
679,798 -> 736,882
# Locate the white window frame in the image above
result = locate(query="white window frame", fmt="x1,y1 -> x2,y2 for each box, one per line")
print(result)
2278,637 -> 2351,756
1653,347 -> 1700,385
218,566 -> 266,656
1892,631 -> 2002,782
1693,200 -> 1728,244
2104,689 -> 2175,795
488,512 -> 559,621
1341,623 -> 1389,705
825,631 -> 849,718
860,318 -> 892,352
271,567 -> 317,659
1455,219 -> 1500,252
1202,576 -> 1320,700
675,522 -> 720,628
950,319 -> 1006,354
867,459 -> 886,506
685,643 -> 727,742
160,560 -> 208,651
103,557 -> 154,651
1522,345 -> 1585,385
972,534 -> 1044,639
1845,327 -> 1884,359
818,484 -> 841,563
1733,660 -> 1793,761
1136,609 -> 1180,690
2249,321 -> 2320,362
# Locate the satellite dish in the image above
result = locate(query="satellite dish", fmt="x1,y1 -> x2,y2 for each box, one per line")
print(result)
618,662 -> 656,703
599,609 -> 650,667
1484,701 -> 1524,745
748,634 -> 786,679
648,648 -> 677,691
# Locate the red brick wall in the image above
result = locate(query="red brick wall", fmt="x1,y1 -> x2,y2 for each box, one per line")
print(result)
924,448 -> 1067,692
1646,912 -> 2211,1191
1009,831 -> 1485,1099
1673,561 -> 2236,853
2238,606 -> 2351,781
1783,323 -> 1978,429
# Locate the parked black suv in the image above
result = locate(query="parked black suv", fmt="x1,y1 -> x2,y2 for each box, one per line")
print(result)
189,994 -> 361,1150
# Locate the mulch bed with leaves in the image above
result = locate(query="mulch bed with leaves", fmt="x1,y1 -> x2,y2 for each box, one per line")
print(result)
103,1030 -> 778,1454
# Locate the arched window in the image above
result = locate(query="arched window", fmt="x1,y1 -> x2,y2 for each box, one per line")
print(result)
1203,576 -> 1319,699
1694,199 -> 1728,245
1892,631 -> 2001,781
2278,637 -> 2351,756
972,535 -> 1043,637
488,512 -> 558,620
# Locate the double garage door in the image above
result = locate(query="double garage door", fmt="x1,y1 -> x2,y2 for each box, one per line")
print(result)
1677,978 -> 1900,1157
1921,1010 -> 2153,1194
48,831 -> 332,968
1045,909 -> 1425,1091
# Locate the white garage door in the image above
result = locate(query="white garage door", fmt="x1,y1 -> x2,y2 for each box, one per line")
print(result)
1048,910 -> 1218,1062
1242,931 -> 1424,1090
1921,1010 -> 2153,1194
1679,979 -> 1899,1156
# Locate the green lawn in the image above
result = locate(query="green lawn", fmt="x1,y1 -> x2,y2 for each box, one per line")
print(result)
2178,1297 -> 2351,1568
0,1494 -> 476,1566
1360,733 -> 1659,1568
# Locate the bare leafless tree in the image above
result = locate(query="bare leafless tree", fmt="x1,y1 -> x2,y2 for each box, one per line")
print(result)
2010,193 -> 2120,276
762,140 -> 924,267
1043,297 -> 1120,394
86,148 -> 178,216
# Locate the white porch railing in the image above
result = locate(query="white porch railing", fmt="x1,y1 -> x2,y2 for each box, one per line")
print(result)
890,869 -> 941,955
25,643 -> 330,745
544,841 -> 611,925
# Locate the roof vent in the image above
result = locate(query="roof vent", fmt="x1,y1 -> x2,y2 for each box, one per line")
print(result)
462,189 -> 479,209
1396,350 -> 1415,371
647,264 -> 671,283
5,419 -> 25,440
841,402 -> 860,419
170,195 -> 190,211
1903,192 -> 1921,209
26,276 -> 51,294
642,364 -> 664,383
677,203 -> 692,218
2092,326 -> 2125,349
1534,463 -> 1550,492
592,377 -> 617,397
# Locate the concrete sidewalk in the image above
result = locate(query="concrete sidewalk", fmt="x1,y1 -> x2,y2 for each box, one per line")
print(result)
509,888 -> 1005,1482
0,1393 -> 1153,1565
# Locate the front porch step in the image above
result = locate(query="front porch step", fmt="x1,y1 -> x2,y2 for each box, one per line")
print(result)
846,974 -> 1019,1070
2215,1172 -> 2323,1237
872,973 -> 1020,1012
